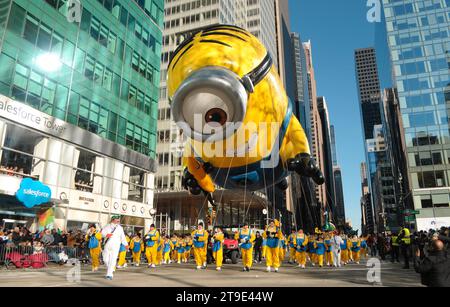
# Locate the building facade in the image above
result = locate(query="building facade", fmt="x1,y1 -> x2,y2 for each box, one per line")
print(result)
303,41 -> 327,223
0,0 -> 163,233
381,0 -> 450,230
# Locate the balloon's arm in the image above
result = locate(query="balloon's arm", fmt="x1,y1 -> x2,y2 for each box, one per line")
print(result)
183,156 -> 215,193
286,116 -> 311,158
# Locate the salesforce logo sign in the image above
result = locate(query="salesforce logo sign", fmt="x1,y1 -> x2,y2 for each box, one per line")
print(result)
16,178 -> 52,208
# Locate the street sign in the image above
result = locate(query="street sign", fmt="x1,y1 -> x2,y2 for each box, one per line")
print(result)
405,216 -> 415,222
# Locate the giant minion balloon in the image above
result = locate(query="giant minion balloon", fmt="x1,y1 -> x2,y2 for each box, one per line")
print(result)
168,25 -> 324,198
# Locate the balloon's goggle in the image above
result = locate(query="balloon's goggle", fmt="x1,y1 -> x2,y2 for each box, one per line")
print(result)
171,53 -> 273,142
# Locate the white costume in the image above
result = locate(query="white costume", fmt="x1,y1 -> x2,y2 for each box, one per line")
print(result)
101,223 -> 128,278
331,234 -> 343,267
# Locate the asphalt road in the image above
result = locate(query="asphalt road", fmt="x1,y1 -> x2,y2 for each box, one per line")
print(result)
0,258 -> 422,287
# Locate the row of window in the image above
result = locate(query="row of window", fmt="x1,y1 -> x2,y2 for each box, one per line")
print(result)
390,28 -> 449,46
5,59 -> 156,157
391,12 -> 448,32
411,170 -> 450,190
403,110 -> 449,129
9,3 -> 160,114
404,128 -> 450,147
164,0 -> 218,16
408,150 -> 450,167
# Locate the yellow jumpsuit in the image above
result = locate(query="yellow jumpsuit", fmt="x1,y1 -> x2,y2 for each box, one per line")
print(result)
177,239 -> 186,263
212,232 -> 224,269
340,238 -> 349,264
85,231 -> 102,271
156,238 -> 163,265
235,229 -> 256,269
262,226 -> 283,269
279,235 -> 287,263
308,236 -> 316,265
287,233 -> 297,263
163,240 -> 173,263
324,236 -> 334,266
144,230 -> 160,266
129,238 -> 144,265
184,238 -> 193,262
117,236 -> 130,267
170,237 -> 178,261
294,233 -> 308,267
191,229 -> 209,267
351,238 -> 361,263
314,239 -> 326,267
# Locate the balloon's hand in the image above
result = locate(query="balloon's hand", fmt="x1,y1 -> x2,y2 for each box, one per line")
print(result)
287,153 -> 325,185
182,168 -> 207,196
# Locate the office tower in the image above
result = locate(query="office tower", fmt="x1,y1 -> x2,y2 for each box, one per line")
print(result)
317,97 -> 336,220
360,162 -> 374,233
0,0 -> 163,231
303,41 -> 327,223
246,0 -> 278,69
381,0 -> 450,230
331,125 -> 346,226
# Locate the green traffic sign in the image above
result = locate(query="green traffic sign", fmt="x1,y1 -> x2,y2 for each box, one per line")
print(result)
405,216 -> 415,222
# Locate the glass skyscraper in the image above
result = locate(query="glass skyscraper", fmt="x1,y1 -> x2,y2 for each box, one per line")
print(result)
0,0 -> 163,232
382,0 -> 450,230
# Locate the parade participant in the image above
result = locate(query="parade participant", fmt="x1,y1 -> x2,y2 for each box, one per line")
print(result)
162,236 -> 173,264
331,231 -> 344,268
144,224 -> 160,268
314,234 -> 326,268
324,232 -> 334,267
340,234 -> 349,265
279,233 -> 287,263
235,222 -> 255,272
156,236 -> 163,265
101,215 -> 129,280
262,220 -> 283,272
177,235 -> 186,264
262,237 -> 267,260
347,236 -> 354,262
294,229 -> 308,268
350,235 -> 361,264
192,222 -> 209,270
212,227 -> 224,271
360,236 -> 368,259
308,234 -> 317,266
170,234 -> 179,262
85,224 -> 102,272
117,241 -> 128,269
184,235 -> 193,263
287,229 -> 297,264
130,233 -> 144,266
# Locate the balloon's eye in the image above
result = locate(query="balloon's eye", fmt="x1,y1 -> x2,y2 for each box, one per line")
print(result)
205,108 -> 228,126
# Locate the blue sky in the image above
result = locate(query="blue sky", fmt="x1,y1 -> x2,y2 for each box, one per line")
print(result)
289,0 -> 377,231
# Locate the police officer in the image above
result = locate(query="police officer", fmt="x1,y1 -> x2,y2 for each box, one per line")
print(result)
390,232 -> 400,263
398,226 -> 411,269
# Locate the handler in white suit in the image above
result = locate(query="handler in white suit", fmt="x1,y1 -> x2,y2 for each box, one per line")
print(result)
101,215 -> 129,280
331,231 -> 344,268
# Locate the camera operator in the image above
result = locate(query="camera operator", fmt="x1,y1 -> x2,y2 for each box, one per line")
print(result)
414,239 -> 450,287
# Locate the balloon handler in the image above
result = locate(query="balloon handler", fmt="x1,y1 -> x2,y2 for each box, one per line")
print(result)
166,24 -> 324,208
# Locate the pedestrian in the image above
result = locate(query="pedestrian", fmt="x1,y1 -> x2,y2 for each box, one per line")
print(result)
101,215 -> 129,280
192,222 -> 208,270
377,234 -> 387,261
253,232 -> 263,263
331,231 -> 343,267
144,224 -> 160,268
235,222 -> 255,272
212,227 -> 224,271
85,224 -> 102,272
414,240 -> 450,287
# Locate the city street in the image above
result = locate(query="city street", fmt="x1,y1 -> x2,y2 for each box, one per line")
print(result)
0,259 -> 422,287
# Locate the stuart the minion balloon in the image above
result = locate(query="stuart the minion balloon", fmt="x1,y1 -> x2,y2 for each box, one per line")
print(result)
168,25 -> 324,198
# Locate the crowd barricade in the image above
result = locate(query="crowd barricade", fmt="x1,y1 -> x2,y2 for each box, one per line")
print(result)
0,244 -> 154,269
0,244 -> 88,269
